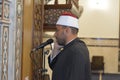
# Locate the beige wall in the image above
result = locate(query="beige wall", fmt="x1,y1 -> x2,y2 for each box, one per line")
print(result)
79,0 -> 119,38
22,0 -> 33,80
78,0 -> 119,73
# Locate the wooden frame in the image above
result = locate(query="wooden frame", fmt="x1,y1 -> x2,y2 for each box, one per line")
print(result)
0,3 -> 2,19
44,4 -> 72,31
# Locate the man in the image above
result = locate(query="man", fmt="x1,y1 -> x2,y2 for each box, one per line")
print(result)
48,12 -> 91,80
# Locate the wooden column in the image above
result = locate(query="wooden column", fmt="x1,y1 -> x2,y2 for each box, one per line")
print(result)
22,0 -> 33,80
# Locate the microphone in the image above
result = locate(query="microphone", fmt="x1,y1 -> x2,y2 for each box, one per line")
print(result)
31,39 -> 54,52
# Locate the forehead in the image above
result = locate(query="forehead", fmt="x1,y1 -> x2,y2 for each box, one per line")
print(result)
56,25 -> 63,29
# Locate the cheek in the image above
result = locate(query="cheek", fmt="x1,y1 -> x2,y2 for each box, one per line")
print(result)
54,32 -> 57,37
54,32 -> 59,39
62,31 -> 67,37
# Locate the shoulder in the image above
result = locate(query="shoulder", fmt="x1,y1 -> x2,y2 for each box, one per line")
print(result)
72,38 -> 87,48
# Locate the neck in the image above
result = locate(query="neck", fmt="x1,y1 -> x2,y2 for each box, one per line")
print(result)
65,35 -> 77,45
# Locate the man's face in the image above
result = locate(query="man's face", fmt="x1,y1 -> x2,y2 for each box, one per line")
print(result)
54,25 -> 66,46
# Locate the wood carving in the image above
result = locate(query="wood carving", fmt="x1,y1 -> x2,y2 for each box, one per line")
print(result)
44,0 -> 84,30
54,0 -> 83,18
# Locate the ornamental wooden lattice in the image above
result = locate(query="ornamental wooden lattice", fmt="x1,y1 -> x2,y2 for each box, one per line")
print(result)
44,0 -> 83,31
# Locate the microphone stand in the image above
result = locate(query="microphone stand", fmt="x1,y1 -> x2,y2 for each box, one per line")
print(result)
41,48 -> 48,80
30,45 -> 51,80
41,47 -> 50,80
30,50 -> 41,80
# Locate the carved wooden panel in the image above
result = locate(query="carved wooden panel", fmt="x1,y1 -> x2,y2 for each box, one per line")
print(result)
14,0 -> 23,80
0,0 -> 10,80
32,0 -> 44,80
0,24 -> 1,80
0,1 -> 10,21
1,25 -> 9,80
0,3 -> 2,19
44,4 -> 72,30
0,0 -> 23,80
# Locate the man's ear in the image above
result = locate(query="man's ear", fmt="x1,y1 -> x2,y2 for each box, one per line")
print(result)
63,27 -> 71,36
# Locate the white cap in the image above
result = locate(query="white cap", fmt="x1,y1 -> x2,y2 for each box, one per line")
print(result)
56,12 -> 79,29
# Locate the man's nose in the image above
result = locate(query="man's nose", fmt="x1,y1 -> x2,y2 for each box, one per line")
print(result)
54,32 -> 56,37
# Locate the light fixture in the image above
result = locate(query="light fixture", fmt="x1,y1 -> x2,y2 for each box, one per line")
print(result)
89,0 -> 108,10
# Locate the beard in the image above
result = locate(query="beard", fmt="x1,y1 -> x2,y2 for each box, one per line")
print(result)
56,32 -> 66,46
56,38 -> 66,46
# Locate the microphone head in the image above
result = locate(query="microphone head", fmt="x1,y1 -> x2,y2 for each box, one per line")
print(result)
31,39 -> 54,52
47,38 -> 54,44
